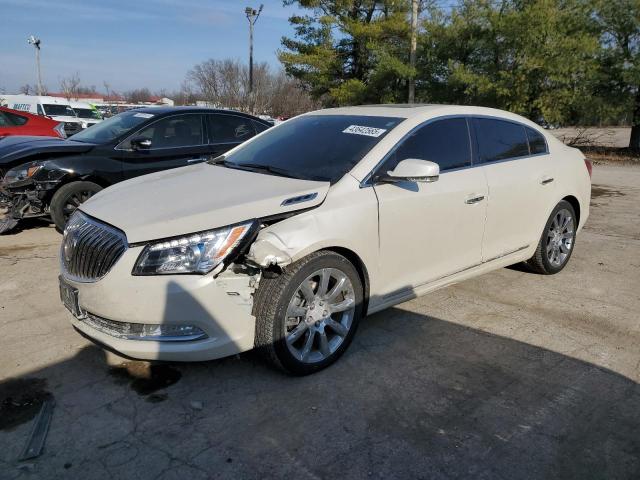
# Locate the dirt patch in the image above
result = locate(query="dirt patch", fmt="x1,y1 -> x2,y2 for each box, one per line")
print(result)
0,244 -> 42,256
591,184 -> 626,200
108,362 -> 181,396
0,377 -> 53,431
584,147 -> 640,165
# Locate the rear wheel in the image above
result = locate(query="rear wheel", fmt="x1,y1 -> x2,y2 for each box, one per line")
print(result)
527,200 -> 577,274
50,181 -> 102,232
253,251 -> 363,375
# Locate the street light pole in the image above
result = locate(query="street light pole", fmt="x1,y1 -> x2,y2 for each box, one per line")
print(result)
245,5 -> 263,95
27,35 -> 43,96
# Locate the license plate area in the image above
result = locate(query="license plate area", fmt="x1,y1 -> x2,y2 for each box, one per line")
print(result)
59,277 -> 85,319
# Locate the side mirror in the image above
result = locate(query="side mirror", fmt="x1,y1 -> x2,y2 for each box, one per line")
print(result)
130,136 -> 152,151
376,159 -> 440,184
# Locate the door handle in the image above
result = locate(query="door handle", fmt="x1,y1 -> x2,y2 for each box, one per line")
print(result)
465,195 -> 485,205
540,177 -> 554,185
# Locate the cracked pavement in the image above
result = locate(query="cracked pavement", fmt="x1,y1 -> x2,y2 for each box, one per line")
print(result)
0,164 -> 639,479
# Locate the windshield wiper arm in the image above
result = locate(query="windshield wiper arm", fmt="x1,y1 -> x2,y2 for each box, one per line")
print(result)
206,154 -> 227,165
224,163 -> 300,179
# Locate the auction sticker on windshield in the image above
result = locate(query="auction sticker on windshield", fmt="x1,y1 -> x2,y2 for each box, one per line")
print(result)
342,125 -> 387,137
134,113 -> 154,119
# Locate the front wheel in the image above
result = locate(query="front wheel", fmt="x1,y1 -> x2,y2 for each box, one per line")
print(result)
50,181 -> 102,232
527,200 -> 577,274
253,251 -> 364,375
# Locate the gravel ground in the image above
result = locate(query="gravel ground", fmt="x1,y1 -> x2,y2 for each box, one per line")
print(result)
0,164 -> 638,480
552,127 -> 631,148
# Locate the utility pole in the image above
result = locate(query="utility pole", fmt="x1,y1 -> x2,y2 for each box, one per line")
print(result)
408,0 -> 418,104
245,4 -> 263,95
27,35 -> 44,96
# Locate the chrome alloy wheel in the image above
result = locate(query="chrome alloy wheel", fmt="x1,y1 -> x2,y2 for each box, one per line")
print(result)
546,208 -> 575,267
284,268 -> 356,364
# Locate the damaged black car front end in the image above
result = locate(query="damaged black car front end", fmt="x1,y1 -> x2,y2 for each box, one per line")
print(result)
0,161 -> 67,233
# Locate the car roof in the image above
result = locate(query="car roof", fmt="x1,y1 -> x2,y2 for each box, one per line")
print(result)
306,104 -> 543,128
132,106 -> 269,122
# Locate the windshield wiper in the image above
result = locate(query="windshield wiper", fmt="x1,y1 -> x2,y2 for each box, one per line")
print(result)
206,154 -> 227,165
222,162 -> 301,179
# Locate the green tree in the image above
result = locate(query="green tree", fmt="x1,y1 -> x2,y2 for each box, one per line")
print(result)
279,0 -> 415,105
417,0 -> 601,125
594,0 -> 640,151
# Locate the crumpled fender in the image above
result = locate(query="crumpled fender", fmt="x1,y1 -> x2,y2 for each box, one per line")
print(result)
246,231 -> 293,267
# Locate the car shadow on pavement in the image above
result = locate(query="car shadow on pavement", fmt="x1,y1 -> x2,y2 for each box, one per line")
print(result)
1,304 -> 638,479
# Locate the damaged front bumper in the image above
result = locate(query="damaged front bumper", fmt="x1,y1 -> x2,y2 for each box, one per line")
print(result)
61,244 -> 261,362
0,178 -> 60,232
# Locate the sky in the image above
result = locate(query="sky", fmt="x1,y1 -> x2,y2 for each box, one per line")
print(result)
0,0 -> 302,95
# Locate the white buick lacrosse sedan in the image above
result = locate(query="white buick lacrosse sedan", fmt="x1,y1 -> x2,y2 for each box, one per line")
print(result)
59,105 -> 591,374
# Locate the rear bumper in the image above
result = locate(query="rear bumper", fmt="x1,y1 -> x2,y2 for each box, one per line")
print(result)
62,246 -> 257,362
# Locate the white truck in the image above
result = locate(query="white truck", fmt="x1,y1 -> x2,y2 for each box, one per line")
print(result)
69,101 -> 103,129
0,95 -> 84,136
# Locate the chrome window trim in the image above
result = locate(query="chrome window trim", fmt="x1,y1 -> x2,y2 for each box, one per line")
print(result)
360,114 -> 550,188
114,113 -> 207,152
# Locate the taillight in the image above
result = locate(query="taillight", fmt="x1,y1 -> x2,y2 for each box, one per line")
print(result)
54,123 -> 67,139
584,158 -> 592,179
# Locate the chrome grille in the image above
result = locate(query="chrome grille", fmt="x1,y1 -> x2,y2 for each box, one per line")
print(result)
62,212 -> 127,282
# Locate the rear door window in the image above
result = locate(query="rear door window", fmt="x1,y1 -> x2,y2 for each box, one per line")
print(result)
473,118 -> 530,162
207,114 -> 255,144
526,127 -> 548,155
383,117 -> 472,173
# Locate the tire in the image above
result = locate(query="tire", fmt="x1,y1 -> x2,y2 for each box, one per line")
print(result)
527,200 -> 577,274
50,181 -> 102,232
253,250 -> 364,375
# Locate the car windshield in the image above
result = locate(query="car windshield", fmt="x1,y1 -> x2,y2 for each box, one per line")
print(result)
43,104 -> 76,117
217,114 -> 403,182
74,108 -> 102,120
71,111 -> 154,143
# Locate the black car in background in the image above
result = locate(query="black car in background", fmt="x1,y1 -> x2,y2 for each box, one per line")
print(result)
0,107 -> 271,233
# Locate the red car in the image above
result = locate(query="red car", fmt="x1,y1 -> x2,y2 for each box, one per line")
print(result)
0,106 -> 66,139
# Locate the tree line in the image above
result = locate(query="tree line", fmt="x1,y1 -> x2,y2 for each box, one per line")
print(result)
279,0 -> 640,151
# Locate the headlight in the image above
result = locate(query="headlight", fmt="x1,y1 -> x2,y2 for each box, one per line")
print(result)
133,221 -> 256,275
3,163 -> 42,184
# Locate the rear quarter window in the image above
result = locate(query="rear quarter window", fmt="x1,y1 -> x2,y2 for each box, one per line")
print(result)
526,127 -> 548,155
474,118 -> 530,162
253,120 -> 270,134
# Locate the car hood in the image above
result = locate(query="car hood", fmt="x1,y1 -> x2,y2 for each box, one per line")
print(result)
81,163 -> 330,244
0,136 -> 95,167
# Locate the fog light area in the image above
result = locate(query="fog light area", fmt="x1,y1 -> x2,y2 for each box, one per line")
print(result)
81,313 -> 207,342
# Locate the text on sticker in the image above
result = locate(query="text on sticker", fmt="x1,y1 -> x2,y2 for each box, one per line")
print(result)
342,125 -> 387,137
